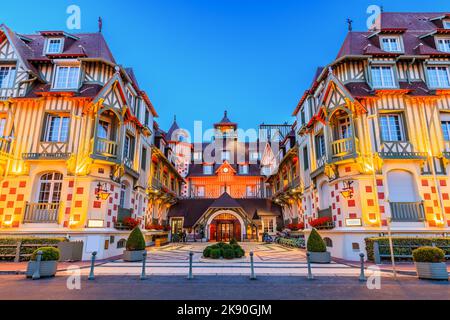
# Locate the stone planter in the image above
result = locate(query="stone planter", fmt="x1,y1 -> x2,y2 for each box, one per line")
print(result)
415,262 -> 449,281
308,251 -> 331,264
123,250 -> 146,262
26,261 -> 58,278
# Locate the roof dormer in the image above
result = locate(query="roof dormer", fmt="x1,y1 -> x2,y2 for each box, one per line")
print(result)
39,31 -> 79,56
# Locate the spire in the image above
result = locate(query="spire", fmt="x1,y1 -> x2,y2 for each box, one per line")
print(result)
98,17 -> 103,33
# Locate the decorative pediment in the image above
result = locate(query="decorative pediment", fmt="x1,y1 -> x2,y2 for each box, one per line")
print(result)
93,73 -> 128,111
216,161 -> 236,175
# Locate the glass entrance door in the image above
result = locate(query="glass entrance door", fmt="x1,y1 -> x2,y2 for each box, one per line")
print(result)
217,223 -> 234,242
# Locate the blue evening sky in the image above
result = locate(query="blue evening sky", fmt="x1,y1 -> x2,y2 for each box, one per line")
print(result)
1,0 -> 449,136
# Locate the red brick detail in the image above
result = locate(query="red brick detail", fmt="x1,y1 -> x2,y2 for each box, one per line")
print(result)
76,187 -> 84,195
68,180 -> 74,188
424,193 -> 431,200
337,208 -> 341,215
67,194 -> 73,201
109,197 -> 113,204
447,221 -> 450,227
345,166 -> 351,172
6,201 -> 13,208
336,196 -> 340,203
63,221 -> 69,228
367,199 -> 374,206
431,187 -> 437,194
2,181 -> 8,188
445,207 -> 450,214
113,204 -> 118,211
331,191 -> 334,198
338,221 -> 342,227
426,207 -> 433,214
349,213 -> 357,219
107,222 -> 111,228
443,193 -> 449,200
9,188 -> 16,195
365,186 -> 373,193
335,184 -> 338,190
12,221 -> 19,228
108,209 -> 112,216
382,219 -> 387,226
75,201 -> 82,208
439,180 -> 447,187
379,206 -> 385,213
377,192 -> 385,200
93,201 -> 102,209
333,215 -> 337,221
16,194 -> 24,201
428,220 -> 436,227
421,179 -> 429,187
368,213 -> 376,220
376,179 -> 383,187
0,194 -> 5,201
0,208 -> 3,215
348,200 -> 356,207
65,207 -> 71,215
110,185 -> 115,191
332,203 -> 336,210
434,200 -> 439,207
14,208 -> 22,215
19,181 -> 26,188
115,193 -> 118,199
112,216 -> 117,223
73,215 -> 81,222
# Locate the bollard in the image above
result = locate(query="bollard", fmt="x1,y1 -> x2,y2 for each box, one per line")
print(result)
88,251 -> 97,281
306,252 -> 314,280
32,251 -> 43,280
187,251 -> 194,280
359,253 -> 367,282
250,251 -> 256,280
140,251 -> 148,280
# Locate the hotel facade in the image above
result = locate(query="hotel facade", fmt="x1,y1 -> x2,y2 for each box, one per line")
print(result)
1,11 -> 450,262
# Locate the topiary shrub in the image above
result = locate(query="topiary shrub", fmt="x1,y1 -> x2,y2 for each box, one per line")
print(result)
413,247 -> 445,263
222,244 -> 232,251
307,229 -> 326,253
210,248 -> 221,259
126,227 -> 146,251
203,247 -> 212,258
234,247 -> 245,258
230,238 -> 238,246
217,242 -> 226,248
31,247 -> 60,261
223,248 -> 235,260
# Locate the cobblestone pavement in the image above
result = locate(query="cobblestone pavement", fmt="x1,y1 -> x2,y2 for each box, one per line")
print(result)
0,274 -> 448,300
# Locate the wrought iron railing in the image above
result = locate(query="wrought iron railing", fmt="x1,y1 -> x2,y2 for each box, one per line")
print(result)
23,202 -> 60,223
390,201 -> 425,222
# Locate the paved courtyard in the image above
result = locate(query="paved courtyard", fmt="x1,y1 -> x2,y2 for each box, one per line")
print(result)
61,243 -> 378,277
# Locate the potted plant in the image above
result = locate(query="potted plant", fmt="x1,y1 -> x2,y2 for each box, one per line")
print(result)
123,227 -> 147,262
307,228 -> 331,263
26,247 -> 60,278
412,246 -> 448,281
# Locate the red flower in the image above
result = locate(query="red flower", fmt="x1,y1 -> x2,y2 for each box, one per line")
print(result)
286,222 -> 305,231
309,217 -> 332,228
123,217 -> 140,228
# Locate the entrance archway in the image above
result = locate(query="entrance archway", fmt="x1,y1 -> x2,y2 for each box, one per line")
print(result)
207,212 -> 244,242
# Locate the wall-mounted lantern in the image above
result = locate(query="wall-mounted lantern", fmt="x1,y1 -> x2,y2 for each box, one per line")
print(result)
340,180 -> 354,199
95,182 -> 111,201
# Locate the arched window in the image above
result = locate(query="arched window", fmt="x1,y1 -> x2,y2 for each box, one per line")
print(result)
387,170 -> 419,202
38,172 -> 63,203
319,182 -> 330,210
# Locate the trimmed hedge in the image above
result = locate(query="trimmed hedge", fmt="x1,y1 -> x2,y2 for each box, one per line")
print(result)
202,240 -> 246,259
412,247 -> 445,263
203,247 -> 212,258
0,238 -> 67,262
223,248 -> 235,259
210,248 -> 221,259
126,227 -> 146,251
365,237 -> 450,262
31,247 -> 60,261
307,229 -> 326,253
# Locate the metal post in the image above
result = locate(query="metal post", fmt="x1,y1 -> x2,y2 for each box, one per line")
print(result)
306,252 -> 314,280
359,253 -> 367,282
88,251 -> 97,281
140,251 -> 148,280
250,251 -> 256,280
373,241 -> 381,265
386,218 -> 397,279
32,251 -> 43,280
187,251 -> 194,280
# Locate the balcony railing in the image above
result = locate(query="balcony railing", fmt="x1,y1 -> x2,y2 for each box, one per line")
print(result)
23,202 -> 59,224
390,201 -> 425,222
187,184 -> 266,199
95,138 -> 118,158
379,141 -> 427,159
331,137 -> 358,158
0,137 -> 12,158
123,157 -> 134,170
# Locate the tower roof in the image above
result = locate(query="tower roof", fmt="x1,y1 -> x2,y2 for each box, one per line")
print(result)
166,115 -> 180,141
214,111 -> 237,128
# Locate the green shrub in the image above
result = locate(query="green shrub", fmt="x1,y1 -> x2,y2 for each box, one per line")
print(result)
234,247 -> 245,258
126,227 -> 146,251
365,237 -> 450,262
217,242 -> 226,248
31,247 -> 60,261
222,244 -> 232,251
412,246 -> 445,263
210,249 -> 221,259
230,238 -> 238,246
223,248 -> 235,259
307,229 -> 326,253
203,247 -> 212,258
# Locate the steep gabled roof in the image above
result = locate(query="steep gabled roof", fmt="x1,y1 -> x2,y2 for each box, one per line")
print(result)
209,192 -> 242,208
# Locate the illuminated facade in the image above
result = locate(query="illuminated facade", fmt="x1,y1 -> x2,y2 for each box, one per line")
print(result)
0,25 -> 182,259
289,12 -> 450,260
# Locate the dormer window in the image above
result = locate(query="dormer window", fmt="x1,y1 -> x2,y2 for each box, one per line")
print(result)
0,66 -> 16,89
371,66 -> 396,88
427,66 -> 450,88
444,21 -> 450,29
53,65 -> 80,90
203,165 -> 213,175
380,37 -> 402,52
437,38 -> 450,53
45,38 -> 64,54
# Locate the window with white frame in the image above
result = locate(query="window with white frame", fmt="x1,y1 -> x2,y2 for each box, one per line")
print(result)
379,114 -> 405,141
0,66 -> 16,89
263,217 -> 275,233
444,21 -> 450,29
123,134 -> 135,160
315,133 -> 326,158
0,117 -> 6,137
38,172 -> 63,203
97,120 -> 110,140
437,38 -> 450,53
203,165 -> 213,175
44,114 -> 70,142
239,164 -> 249,174
427,66 -> 450,88
53,65 -> 80,89
381,37 -> 401,52
45,38 -> 63,54
371,66 -> 395,88
441,113 -> 450,141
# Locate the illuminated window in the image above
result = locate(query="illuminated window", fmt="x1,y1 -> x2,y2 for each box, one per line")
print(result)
239,165 -> 249,174
371,66 -> 395,88
427,66 -> 450,88
44,114 -> 69,142
203,165 -> 213,175
0,66 -> 16,89
45,38 -> 63,54
263,218 -> 275,233
38,172 -> 63,203
53,66 -> 80,89
379,114 -> 405,142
